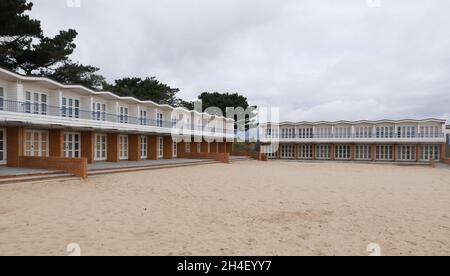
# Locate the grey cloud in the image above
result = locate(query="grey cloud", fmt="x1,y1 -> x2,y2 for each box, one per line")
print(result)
31,0 -> 450,122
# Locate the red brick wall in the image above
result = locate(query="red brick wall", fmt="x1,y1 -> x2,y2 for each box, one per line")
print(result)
49,130 -> 64,157
201,141 -> 209,153
218,142 -> 226,153
148,135 -> 158,160
18,156 -> 88,178
163,136 -> 173,159
226,142 -> 233,153
441,144 -> 447,162
185,152 -> 230,163
210,142 -> 218,153
178,142 -> 186,158
128,134 -> 141,161
81,132 -> 95,164
6,126 -> 24,167
107,133 -> 120,162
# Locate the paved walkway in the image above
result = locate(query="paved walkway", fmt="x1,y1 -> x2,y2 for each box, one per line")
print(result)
88,158 -> 211,171
0,167 -> 59,177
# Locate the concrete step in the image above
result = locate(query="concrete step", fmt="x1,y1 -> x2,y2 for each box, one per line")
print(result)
89,160 -> 220,176
0,172 -> 75,185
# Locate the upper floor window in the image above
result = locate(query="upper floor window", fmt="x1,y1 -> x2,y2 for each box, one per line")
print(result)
397,126 -> 416,138
299,128 -> 313,139
171,117 -> 177,128
376,126 -> 394,139
316,127 -> 332,138
334,127 -> 351,138
140,110 -> 147,125
355,126 -> 372,138
62,97 -> 80,118
281,128 -> 295,139
25,91 -> 47,115
92,102 -> 106,121
119,107 -> 129,123
156,112 -> 163,127
420,126 -> 441,138
0,87 -> 4,111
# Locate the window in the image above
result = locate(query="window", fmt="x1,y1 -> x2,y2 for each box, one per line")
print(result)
316,128 -> 332,139
157,113 -> 163,127
26,92 -> 47,115
355,127 -> 372,138
119,135 -> 128,160
95,134 -> 107,161
397,145 -> 416,161
398,126 -> 417,138
335,127 -> 351,139
299,128 -> 313,139
316,144 -> 330,159
356,145 -> 371,160
376,126 -> 394,139
62,97 -> 80,118
119,107 -> 129,123
24,130 -> 49,157
0,129 -> 6,164
263,144 -> 278,158
64,132 -> 81,158
171,117 -> 177,128
173,142 -> 178,157
92,102 -> 106,121
280,145 -> 294,158
140,136 -> 148,159
186,142 -> 191,153
299,144 -> 312,159
376,145 -> 393,160
335,145 -> 351,160
140,110 -> 147,125
421,145 -> 440,161
0,87 -> 4,111
420,126 -> 441,138
158,137 -> 164,158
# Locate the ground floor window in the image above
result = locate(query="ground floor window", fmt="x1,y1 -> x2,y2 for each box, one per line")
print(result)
356,145 -> 371,160
185,142 -> 191,153
397,145 -> 416,161
280,144 -> 294,158
119,135 -> 128,160
316,144 -> 330,160
376,145 -> 393,160
335,145 -> 351,160
173,142 -> 178,158
95,134 -> 107,161
299,144 -> 312,159
24,130 -> 49,157
262,144 -> 278,158
158,137 -> 164,158
0,129 -> 6,164
64,132 -> 81,158
140,136 -> 148,159
421,145 -> 440,161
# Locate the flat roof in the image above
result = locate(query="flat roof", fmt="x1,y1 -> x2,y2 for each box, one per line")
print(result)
261,119 -> 447,126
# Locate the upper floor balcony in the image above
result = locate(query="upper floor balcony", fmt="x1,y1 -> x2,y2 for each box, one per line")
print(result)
0,99 -> 235,139
260,132 -> 446,144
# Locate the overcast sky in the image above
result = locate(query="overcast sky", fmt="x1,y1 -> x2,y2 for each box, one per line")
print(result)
30,0 -> 450,122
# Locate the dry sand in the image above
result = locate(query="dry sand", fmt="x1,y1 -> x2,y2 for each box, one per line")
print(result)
0,160 -> 449,256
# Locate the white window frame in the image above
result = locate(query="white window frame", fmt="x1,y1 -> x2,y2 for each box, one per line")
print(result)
94,134 -> 107,161
158,137 -> 164,158
92,102 -> 107,121
0,128 -> 6,165
335,144 -> 351,160
316,144 -> 330,160
421,145 -> 440,161
185,142 -> 191,153
119,107 -> 129,124
376,145 -> 393,160
157,113 -> 163,128
280,144 -> 294,159
173,142 -> 178,158
0,87 -> 4,111
140,136 -> 148,159
119,135 -> 129,160
24,130 -> 49,157
63,132 -> 81,158
26,91 -> 47,115
62,97 -> 80,119
299,144 -> 312,159
140,110 -> 148,125
397,145 -> 416,161
356,145 -> 371,160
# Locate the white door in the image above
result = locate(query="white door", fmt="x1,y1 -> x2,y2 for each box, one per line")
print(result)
119,135 -> 128,160
95,134 -> 107,161
0,129 -> 6,164
140,136 -> 148,159
64,132 -> 81,158
24,130 -> 49,157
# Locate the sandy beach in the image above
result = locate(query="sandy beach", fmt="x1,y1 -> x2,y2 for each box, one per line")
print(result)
0,160 -> 449,256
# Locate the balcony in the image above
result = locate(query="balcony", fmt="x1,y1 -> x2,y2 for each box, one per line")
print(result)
260,133 -> 446,143
0,100 -> 235,139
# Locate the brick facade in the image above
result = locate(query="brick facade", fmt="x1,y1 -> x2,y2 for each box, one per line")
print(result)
49,130 -> 64,157
6,126 -> 24,167
81,132 -> 95,164
107,133 -> 120,162
128,134 -> 141,161
163,136 -> 173,159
